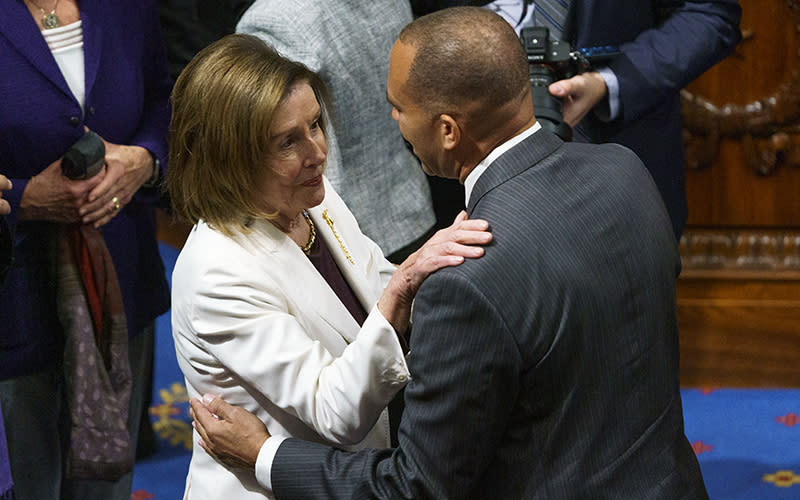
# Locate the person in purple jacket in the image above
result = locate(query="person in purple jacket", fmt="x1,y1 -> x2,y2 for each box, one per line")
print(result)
0,175 -> 12,500
0,175 -> 11,285
0,1 -> 171,499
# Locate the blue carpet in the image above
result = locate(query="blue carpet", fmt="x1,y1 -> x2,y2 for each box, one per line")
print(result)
131,242 -> 800,499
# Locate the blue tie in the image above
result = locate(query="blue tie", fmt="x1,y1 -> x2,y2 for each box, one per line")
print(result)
535,0 -> 569,41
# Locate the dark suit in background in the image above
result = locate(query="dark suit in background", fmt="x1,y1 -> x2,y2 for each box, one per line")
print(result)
413,0 -> 742,240
272,129 -> 706,499
158,0 -> 254,80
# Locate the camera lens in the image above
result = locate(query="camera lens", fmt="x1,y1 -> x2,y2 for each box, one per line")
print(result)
529,65 -> 572,142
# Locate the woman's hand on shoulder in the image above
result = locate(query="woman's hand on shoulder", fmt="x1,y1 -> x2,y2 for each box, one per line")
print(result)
378,211 -> 491,332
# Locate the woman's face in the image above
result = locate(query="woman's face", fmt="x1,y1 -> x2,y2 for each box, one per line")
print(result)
255,82 -> 327,220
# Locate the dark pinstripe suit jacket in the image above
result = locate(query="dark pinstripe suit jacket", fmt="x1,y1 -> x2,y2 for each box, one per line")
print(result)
272,130 -> 708,499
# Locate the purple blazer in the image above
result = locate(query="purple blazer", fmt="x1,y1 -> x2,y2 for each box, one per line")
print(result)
0,0 -> 172,379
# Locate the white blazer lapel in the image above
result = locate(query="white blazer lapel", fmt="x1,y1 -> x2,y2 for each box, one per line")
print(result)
244,218 -> 363,346
308,204 -> 384,320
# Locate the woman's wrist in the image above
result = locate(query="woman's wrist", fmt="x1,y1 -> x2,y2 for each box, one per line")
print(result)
377,270 -> 414,335
141,150 -> 160,188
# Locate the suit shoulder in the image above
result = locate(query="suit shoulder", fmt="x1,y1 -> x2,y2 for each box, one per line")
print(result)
567,140 -> 641,163
563,141 -> 650,179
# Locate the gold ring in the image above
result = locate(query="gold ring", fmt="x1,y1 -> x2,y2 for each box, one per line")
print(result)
112,196 -> 120,211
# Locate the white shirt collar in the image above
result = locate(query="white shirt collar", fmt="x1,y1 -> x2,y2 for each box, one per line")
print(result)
464,121 -> 541,207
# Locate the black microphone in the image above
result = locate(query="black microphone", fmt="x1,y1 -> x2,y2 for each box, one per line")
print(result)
61,131 -> 105,180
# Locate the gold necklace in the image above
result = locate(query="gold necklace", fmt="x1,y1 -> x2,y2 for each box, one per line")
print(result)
28,0 -> 61,29
300,210 -> 316,254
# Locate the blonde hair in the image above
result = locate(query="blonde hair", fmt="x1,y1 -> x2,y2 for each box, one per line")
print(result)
167,33 -> 330,235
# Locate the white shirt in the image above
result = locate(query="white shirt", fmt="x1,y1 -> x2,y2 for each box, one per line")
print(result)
43,21 -> 85,113
464,121 -> 542,207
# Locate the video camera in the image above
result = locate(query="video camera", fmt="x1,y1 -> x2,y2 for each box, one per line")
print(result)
521,26 -> 618,141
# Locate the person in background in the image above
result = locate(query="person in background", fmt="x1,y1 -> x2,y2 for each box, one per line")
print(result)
237,0 -> 437,263
191,7 -> 708,499
411,0 -> 742,241
0,175 -> 13,500
0,175 -> 12,284
0,1 -> 171,499
157,0 -> 255,81
166,33 -> 490,499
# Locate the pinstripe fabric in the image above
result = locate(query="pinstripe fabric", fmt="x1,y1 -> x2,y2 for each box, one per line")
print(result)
535,0 -> 569,40
272,130 -> 707,499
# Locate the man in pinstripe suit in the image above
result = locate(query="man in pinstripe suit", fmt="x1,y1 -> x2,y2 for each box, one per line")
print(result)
191,7 -> 707,499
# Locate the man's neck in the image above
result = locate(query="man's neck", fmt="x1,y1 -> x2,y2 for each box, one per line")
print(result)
463,120 -> 541,206
457,110 -> 537,183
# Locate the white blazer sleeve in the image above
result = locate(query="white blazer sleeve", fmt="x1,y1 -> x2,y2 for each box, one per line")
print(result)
182,256 -> 408,445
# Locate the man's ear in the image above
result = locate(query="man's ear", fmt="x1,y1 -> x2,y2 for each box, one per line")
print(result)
437,113 -> 461,151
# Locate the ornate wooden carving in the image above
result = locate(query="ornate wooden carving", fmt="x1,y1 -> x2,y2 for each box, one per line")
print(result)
681,0 -> 800,175
677,1 -> 800,388
680,229 -> 800,271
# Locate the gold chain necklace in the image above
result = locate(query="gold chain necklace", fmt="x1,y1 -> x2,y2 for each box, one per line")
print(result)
28,0 -> 61,29
300,210 -> 316,254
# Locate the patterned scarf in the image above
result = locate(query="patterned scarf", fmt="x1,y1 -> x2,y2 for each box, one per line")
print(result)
55,224 -> 133,481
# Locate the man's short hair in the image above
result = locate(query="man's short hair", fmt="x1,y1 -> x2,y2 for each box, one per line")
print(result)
398,7 -> 528,121
167,33 -> 331,235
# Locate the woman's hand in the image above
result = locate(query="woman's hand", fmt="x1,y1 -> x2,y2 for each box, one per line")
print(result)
378,211 -> 492,333
19,158 -> 106,224
78,134 -> 155,228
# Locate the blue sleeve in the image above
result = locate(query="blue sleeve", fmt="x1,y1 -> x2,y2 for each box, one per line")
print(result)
608,0 -> 741,124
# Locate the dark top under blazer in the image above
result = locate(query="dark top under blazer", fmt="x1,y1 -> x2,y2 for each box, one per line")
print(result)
271,130 -> 707,499
0,0 -> 171,379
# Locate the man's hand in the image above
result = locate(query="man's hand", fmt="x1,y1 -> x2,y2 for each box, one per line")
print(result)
189,394 -> 271,471
548,71 -> 608,127
0,175 -> 12,215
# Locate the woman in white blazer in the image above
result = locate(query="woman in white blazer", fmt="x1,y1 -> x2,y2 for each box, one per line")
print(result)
166,34 -> 490,499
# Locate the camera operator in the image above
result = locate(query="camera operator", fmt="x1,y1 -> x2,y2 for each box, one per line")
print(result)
412,0 -> 742,241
